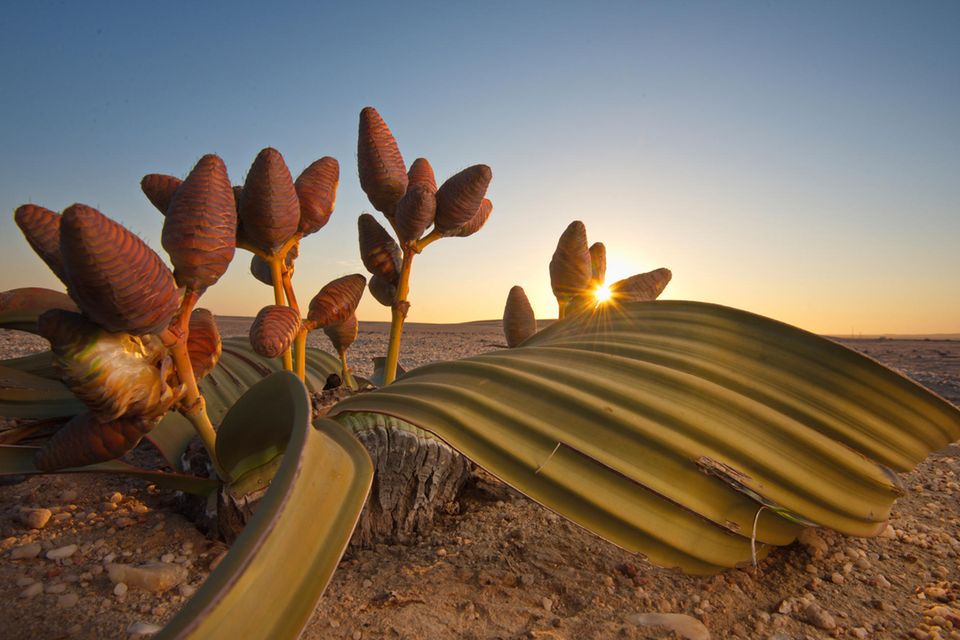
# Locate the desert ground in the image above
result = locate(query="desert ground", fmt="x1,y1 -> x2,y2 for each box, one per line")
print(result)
0,321 -> 958,640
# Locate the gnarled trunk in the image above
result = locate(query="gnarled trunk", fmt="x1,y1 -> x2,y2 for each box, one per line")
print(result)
350,421 -> 471,547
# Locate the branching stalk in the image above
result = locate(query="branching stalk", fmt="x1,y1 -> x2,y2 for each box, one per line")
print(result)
293,329 -> 307,381
268,256 -> 293,371
383,250 -> 415,385
161,325 -> 229,482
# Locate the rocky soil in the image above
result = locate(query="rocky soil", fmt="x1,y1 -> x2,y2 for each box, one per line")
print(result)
0,324 -> 958,640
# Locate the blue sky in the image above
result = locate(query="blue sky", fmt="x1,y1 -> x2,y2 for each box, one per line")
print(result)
1,1 -> 958,333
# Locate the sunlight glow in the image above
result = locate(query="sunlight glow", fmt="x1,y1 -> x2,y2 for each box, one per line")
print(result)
594,284 -> 612,304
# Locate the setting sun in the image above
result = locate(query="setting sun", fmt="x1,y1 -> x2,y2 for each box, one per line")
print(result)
594,283 -> 612,304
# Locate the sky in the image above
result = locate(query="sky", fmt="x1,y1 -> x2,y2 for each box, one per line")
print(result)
1,1 -> 958,334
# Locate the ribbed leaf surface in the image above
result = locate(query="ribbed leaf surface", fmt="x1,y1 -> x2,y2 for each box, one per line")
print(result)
197,337 -> 341,426
157,377 -> 372,640
0,287 -> 77,334
328,300 -> 960,573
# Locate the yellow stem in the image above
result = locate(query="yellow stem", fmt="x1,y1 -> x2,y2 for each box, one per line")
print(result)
282,270 -> 300,316
162,326 -> 229,482
414,229 -> 443,253
383,250 -> 415,385
339,348 -> 354,389
268,256 -> 293,371
294,329 -> 307,381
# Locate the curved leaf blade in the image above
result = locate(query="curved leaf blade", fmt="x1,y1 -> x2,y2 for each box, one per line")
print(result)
329,301 -> 960,573
0,287 -> 77,333
157,375 -> 373,639
0,445 -> 217,495
200,337 -> 341,425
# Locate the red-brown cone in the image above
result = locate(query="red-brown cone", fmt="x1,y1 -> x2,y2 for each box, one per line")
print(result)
249,245 -> 297,287
357,107 -> 407,215
589,242 -> 606,287
324,312 -> 358,353
14,204 -> 67,284
435,165 -> 492,235
503,286 -> 537,348
394,184 -> 436,245
307,274 -> 366,328
162,154 -> 237,292
609,268 -> 672,302
249,305 -> 301,359
549,221 -> 592,304
239,148 -> 301,253
35,412 -> 158,471
296,156 -> 339,236
358,214 -> 401,284
187,308 -> 221,379
407,158 -> 437,192
451,198 -> 492,238
368,274 -> 396,307
59,204 -> 179,335
140,174 -> 182,216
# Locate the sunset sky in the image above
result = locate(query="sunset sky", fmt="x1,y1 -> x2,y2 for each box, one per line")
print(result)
1,2 -> 957,334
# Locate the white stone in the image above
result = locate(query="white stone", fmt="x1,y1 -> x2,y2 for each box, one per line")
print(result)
46,544 -> 78,560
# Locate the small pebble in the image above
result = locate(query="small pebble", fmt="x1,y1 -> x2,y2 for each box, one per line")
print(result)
47,582 -> 67,594
19,508 -> 52,530
10,542 -> 42,560
47,544 -> 78,560
114,582 -> 128,597
20,582 -> 43,598
58,593 -> 79,608
542,597 -> 554,612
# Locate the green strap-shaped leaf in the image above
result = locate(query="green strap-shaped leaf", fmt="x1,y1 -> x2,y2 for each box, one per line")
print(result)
329,301 -> 960,574
0,287 -> 77,333
199,337 -> 342,425
0,445 -> 217,495
0,365 -> 85,419
157,373 -> 373,639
